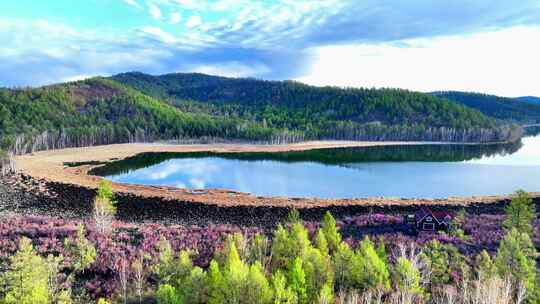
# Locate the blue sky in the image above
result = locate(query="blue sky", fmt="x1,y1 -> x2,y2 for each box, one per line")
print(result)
2,0 -> 540,96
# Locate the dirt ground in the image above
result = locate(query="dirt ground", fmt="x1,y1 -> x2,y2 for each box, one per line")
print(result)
14,141 -> 540,208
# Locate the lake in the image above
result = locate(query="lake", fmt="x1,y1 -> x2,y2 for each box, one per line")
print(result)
94,132 -> 540,199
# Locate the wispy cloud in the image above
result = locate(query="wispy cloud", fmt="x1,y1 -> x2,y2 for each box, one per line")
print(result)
186,15 -> 202,28
148,3 -> 162,20
169,12 -> 182,24
123,0 -> 142,9
2,0 -> 540,95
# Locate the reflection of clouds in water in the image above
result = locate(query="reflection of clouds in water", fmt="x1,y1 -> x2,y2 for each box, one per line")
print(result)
466,136 -> 540,166
106,137 -> 540,198
189,178 -> 206,189
143,159 -> 220,180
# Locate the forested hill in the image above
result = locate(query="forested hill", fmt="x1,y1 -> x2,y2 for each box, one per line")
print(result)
431,91 -> 540,123
0,78 -> 285,154
112,72 -> 494,129
516,96 -> 540,106
0,74 -> 523,156
111,72 -> 519,143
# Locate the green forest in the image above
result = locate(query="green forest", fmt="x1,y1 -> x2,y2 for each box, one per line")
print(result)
0,73 -> 525,156
431,91 -> 540,123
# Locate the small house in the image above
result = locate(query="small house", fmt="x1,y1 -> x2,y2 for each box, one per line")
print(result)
413,207 -> 453,231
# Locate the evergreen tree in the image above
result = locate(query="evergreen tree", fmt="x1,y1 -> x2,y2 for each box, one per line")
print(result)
321,212 -> 341,254
356,237 -> 391,292
2,238 -> 50,304
64,224 -> 96,273
495,228 -> 538,303
302,247 -> 333,303
244,262 -> 273,304
271,271 -> 297,304
503,190 -> 536,235
287,258 -> 307,304
393,257 -> 423,296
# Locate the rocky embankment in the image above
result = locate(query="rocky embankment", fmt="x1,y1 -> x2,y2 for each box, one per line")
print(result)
2,173 -> 539,228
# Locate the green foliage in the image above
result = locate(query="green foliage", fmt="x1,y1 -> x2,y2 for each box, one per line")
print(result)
504,190 -> 536,235
270,223 -> 311,270
474,250 -> 497,280
285,209 -> 301,225
179,267 -> 208,304
113,72 -> 503,137
420,240 -> 470,287
245,262 -> 273,304
286,258 -> 307,304
64,224 -> 96,273
332,242 -> 356,291
207,261 -> 225,304
302,248 -> 333,303
321,211 -> 341,254
420,240 -> 451,286
355,237 -> 391,292
393,257 -> 423,296
314,229 -> 329,256
495,228 -> 538,303
432,91 -> 540,122
246,234 -> 270,270
1,238 -> 50,304
156,284 -> 180,304
96,180 -> 115,202
271,271 -> 297,304
153,237 -> 176,285
317,284 -> 333,304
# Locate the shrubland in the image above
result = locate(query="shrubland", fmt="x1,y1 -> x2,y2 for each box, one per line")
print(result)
0,185 -> 538,303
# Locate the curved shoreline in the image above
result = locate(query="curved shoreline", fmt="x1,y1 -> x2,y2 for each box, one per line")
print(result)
13,141 -> 540,209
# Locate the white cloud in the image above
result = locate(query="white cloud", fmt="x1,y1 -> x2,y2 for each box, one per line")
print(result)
297,26 -> 540,97
123,0 -> 141,8
149,3 -> 162,20
141,26 -> 177,44
169,12 -> 182,24
191,61 -> 270,78
186,16 -> 202,28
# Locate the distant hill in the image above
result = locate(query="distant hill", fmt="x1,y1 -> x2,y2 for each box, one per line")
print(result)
0,73 -> 523,155
516,96 -> 540,106
111,72 -> 517,143
431,91 -> 540,123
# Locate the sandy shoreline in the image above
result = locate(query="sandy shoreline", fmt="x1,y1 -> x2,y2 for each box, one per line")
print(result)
13,141 -> 540,208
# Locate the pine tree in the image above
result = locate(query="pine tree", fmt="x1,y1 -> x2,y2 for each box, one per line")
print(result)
393,257 -> 423,296
271,271 -> 297,304
64,224 -> 96,273
321,212 -> 341,254
503,190 -> 536,236
2,238 -> 50,304
356,237 -> 391,292
287,257 -> 307,304
495,228 -> 538,303
244,262 -> 273,304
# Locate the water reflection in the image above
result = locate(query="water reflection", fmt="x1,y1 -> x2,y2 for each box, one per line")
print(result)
92,136 -> 540,199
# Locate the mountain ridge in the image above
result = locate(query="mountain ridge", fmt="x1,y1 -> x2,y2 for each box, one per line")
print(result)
0,72 -> 524,155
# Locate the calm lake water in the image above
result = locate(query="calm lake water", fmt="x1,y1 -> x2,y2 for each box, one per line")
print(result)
95,132 -> 540,199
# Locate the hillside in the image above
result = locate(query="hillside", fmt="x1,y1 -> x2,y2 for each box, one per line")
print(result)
0,78 -> 283,154
111,72 -> 519,143
516,96 -> 540,106
0,74 -> 522,156
431,91 -> 540,123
